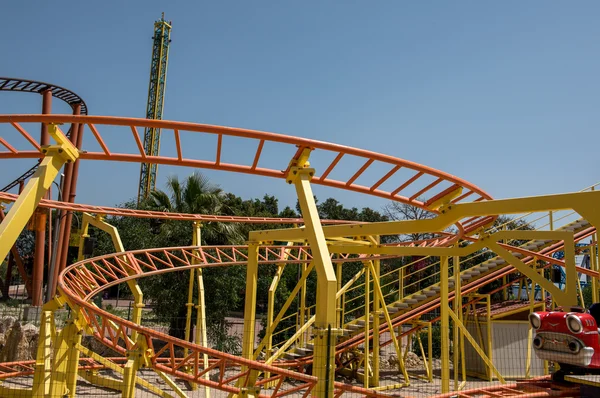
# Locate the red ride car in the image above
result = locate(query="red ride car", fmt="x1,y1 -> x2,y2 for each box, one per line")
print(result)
530,303 -> 600,381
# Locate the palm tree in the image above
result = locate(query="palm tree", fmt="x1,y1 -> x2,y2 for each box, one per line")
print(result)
140,171 -> 244,343
146,171 -> 243,245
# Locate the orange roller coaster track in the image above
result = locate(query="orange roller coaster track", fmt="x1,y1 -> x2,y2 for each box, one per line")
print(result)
1,112 -> 599,397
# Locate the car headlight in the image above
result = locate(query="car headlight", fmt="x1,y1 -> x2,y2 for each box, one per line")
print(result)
566,314 -> 583,334
529,313 -> 541,329
568,341 -> 581,354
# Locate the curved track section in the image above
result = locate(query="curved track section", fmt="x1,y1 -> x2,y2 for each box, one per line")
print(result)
6,113 -> 577,397
0,78 -> 88,114
59,246 -> 396,396
0,114 -> 494,234
0,191 -> 360,225
0,79 -> 87,191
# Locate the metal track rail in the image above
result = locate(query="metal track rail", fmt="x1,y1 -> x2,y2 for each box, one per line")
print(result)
0,77 -> 87,191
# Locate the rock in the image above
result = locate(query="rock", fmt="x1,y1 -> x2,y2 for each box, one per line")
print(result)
0,316 -> 16,334
385,352 -> 423,370
22,323 -> 39,360
0,321 -> 38,362
405,351 -> 423,369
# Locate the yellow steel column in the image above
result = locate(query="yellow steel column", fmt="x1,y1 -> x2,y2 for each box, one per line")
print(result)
440,256 -> 450,393
592,236 -> 598,303
184,267 -> 196,353
0,124 -> 78,263
184,223 -> 201,358
77,220 -> 90,261
32,310 -> 53,397
49,317 -> 82,397
336,260 -> 342,328
195,269 -> 210,396
453,256 -> 461,390
79,213 -> 145,341
367,261 -> 409,384
372,236 -> 381,387
265,263 -> 284,387
526,274 -> 535,378
363,261 -> 370,388
122,354 -> 141,398
288,153 -> 338,398
399,267 -> 404,300
299,250 -> 308,346
485,295 -> 492,382
241,243 -> 259,362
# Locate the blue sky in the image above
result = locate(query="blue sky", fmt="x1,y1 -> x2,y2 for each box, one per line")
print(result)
1,2 -> 599,213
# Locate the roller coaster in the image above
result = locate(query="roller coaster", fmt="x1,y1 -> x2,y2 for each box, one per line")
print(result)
0,77 -> 599,397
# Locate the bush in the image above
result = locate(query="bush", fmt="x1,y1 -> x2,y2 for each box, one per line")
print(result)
412,325 -> 442,358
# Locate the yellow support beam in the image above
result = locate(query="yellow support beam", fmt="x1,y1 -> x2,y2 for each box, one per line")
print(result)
77,344 -> 175,398
32,310 -> 52,397
49,318 -> 82,397
77,213 -> 145,340
0,124 -> 78,263
366,260 -> 409,384
440,256 -> 450,393
287,156 -> 338,397
250,190 -> 600,242
240,243 -> 259,391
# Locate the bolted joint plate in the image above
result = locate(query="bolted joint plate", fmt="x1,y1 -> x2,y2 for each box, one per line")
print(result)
45,124 -> 80,163
285,166 -> 315,184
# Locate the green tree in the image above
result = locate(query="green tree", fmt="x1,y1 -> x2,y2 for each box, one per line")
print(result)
138,172 -> 245,346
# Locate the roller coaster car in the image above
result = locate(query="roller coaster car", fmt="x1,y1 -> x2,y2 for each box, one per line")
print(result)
530,303 -> 600,381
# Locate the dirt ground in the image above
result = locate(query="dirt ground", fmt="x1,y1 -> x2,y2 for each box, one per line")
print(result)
0,361 -> 549,398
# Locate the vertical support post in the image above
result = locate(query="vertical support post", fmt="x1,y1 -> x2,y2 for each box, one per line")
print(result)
52,105 -> 83,299
265,261 -> 285,389
184,222 -> 201,353
122,356 -> 141,398
241,244 -> 259,362
32,89 -> 52,307
363,261 -> 370,388
336,261 -> 342,328
289,158 -> 337,398
428,322 -> 433,381
191,222 -> 210,397
440,256 -> 450,393
526,265 -> 536,378
49,318 -> 82,397
299,251 -> 307,346
453,256 -> 461,390
371,236 -> 380,387
32,209 -> 46,306
32,310 -> 53,397
592,234 -> 598,304
195,269 -> 210,397
564,233 -> 578,307
184,269 -> 196,349
485,295 -> 492,381
40,89 -> 52,146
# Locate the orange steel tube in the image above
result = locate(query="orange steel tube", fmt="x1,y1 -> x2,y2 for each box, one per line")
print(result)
31,90 -> 52,306
59,121 -> 84,277
50,105 -> 81,299
0,192 -> 361,225
0,114 -> 493,204
31,211 -> 46,306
